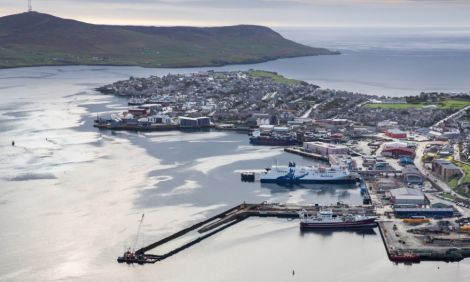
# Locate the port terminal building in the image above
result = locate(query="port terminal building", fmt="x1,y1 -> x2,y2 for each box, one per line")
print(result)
303,142 -> 349,157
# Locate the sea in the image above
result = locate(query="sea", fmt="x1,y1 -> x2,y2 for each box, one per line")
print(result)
0,28 -> 470,281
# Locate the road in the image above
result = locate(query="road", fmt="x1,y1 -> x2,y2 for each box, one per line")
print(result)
432,105 -> 470,128
414,141 -> 452,193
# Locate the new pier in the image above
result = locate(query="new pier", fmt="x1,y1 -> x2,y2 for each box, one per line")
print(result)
131,202 -> 375,263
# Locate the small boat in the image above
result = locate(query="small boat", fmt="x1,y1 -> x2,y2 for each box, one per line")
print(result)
117,249 -> 157,264
389,252 -> 421,263
117,214 -> 157,264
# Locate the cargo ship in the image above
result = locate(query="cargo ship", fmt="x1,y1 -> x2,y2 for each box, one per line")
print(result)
299,209 -> 377,229
260,162 -> 359,184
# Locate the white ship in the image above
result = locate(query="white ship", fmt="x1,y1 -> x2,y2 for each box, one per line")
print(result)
260,162 -> 359,184
299,209 -> 377,229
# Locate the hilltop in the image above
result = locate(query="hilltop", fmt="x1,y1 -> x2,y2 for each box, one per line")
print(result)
0,12 -> 339,68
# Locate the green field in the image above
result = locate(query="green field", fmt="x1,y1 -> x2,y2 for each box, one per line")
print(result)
448,161 -> 470,198
366,103 -> 423,109
248,70 -> 302,85
365,99 -> 470,110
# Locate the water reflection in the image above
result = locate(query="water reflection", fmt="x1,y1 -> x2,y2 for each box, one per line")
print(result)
300,228 -> 378,237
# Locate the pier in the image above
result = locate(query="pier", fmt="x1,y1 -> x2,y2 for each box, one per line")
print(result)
133,202 -> 375,263
283,147 -> 329,161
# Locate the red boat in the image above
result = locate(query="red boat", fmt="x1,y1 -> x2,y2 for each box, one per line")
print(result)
389,252 -> 421,263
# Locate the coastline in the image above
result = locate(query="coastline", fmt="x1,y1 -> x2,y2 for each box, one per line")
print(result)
0,52 -> 340,70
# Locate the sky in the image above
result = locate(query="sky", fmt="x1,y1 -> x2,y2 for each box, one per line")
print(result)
2,0 -> 470,28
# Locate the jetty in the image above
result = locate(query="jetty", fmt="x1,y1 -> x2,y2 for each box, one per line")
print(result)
131,202 -> 375,263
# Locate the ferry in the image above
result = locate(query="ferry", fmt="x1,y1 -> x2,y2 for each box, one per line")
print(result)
299,209 -> 377,229
260,162 -> 359,184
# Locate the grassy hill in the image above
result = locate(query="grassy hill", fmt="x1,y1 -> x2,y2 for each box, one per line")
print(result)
0,12 -> 339,68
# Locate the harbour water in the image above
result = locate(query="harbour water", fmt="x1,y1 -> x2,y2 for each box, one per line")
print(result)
1,29 -> 470,281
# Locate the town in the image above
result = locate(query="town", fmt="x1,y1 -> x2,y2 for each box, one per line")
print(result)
96,70 -> 470,263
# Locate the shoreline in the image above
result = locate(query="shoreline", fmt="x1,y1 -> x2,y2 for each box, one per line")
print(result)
0,52 -> 340,71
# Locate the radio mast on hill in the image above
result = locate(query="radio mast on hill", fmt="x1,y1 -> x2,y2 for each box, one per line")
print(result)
28,0 -> 32,12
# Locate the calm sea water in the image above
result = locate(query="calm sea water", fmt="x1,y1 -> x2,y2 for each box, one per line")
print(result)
1,29 -> 470,281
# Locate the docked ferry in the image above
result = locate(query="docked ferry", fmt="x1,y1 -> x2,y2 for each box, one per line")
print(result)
299,209 -> 377,229
260,162 -> 359,184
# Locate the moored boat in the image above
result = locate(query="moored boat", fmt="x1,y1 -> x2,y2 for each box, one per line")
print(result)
299,209 -> 377,229
260,162 -> 359,184
389,252 -> 421,263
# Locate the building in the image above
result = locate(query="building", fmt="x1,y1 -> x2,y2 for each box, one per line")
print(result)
382,147 -> 415,158
394,208 -> 454,218
389,187 -> 425,206
402,165 -> 423,185
385,129 -> 407,139
179,116 -> 211,128
432,159 -> 462,180
303,142 -> 349,156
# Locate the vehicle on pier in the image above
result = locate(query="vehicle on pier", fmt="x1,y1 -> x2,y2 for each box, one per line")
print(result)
298,209 -> 377,229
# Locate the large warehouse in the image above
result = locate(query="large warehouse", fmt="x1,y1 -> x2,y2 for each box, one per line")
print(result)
394,208 -> 454,218
303,142 -> 349,156
389,187 -> 425,206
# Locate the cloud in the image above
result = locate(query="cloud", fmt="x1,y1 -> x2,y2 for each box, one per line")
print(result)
3,0 -> 470,27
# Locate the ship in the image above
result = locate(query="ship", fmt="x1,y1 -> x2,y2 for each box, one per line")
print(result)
389,252 -> 421,263
128,97 -> 147,106
249,130 -> 298,146
299,209 -> 377,229
260,162 -> 359,184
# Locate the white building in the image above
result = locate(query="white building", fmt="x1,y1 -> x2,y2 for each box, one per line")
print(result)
389,187 -> 425,206
303,142 -> 349,156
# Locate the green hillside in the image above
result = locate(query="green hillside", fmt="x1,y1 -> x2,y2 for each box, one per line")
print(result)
0,12 -> 339,68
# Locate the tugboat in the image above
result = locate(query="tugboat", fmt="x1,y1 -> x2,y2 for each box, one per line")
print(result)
117,214 -> 157,264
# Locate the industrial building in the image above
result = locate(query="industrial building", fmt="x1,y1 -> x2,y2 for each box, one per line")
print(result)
432,159 -> 462,180
394,208 -> 454,218
385,129 -> 407,139
179,116 -> 211,128
303,141 -> 349,156
389,187 -> 425,206
382,147 -> 415,158
402,165 -> 424,185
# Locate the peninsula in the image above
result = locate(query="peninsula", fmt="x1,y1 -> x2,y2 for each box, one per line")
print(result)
0,12 -> 338,69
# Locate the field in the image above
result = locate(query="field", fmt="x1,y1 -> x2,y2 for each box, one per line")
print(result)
450,161 -> 470,198
248,70 -> 302,85
365,99 -> 470,110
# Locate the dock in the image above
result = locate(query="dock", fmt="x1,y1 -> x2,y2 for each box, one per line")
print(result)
134,202 -> 375,263
283,147 -> 329,161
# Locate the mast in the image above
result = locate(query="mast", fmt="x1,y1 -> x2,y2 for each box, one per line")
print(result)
132,214 -> 145,251
28,0 -> 32,12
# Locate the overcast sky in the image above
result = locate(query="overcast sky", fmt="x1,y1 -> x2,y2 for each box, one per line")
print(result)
2,0 -> 470,28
